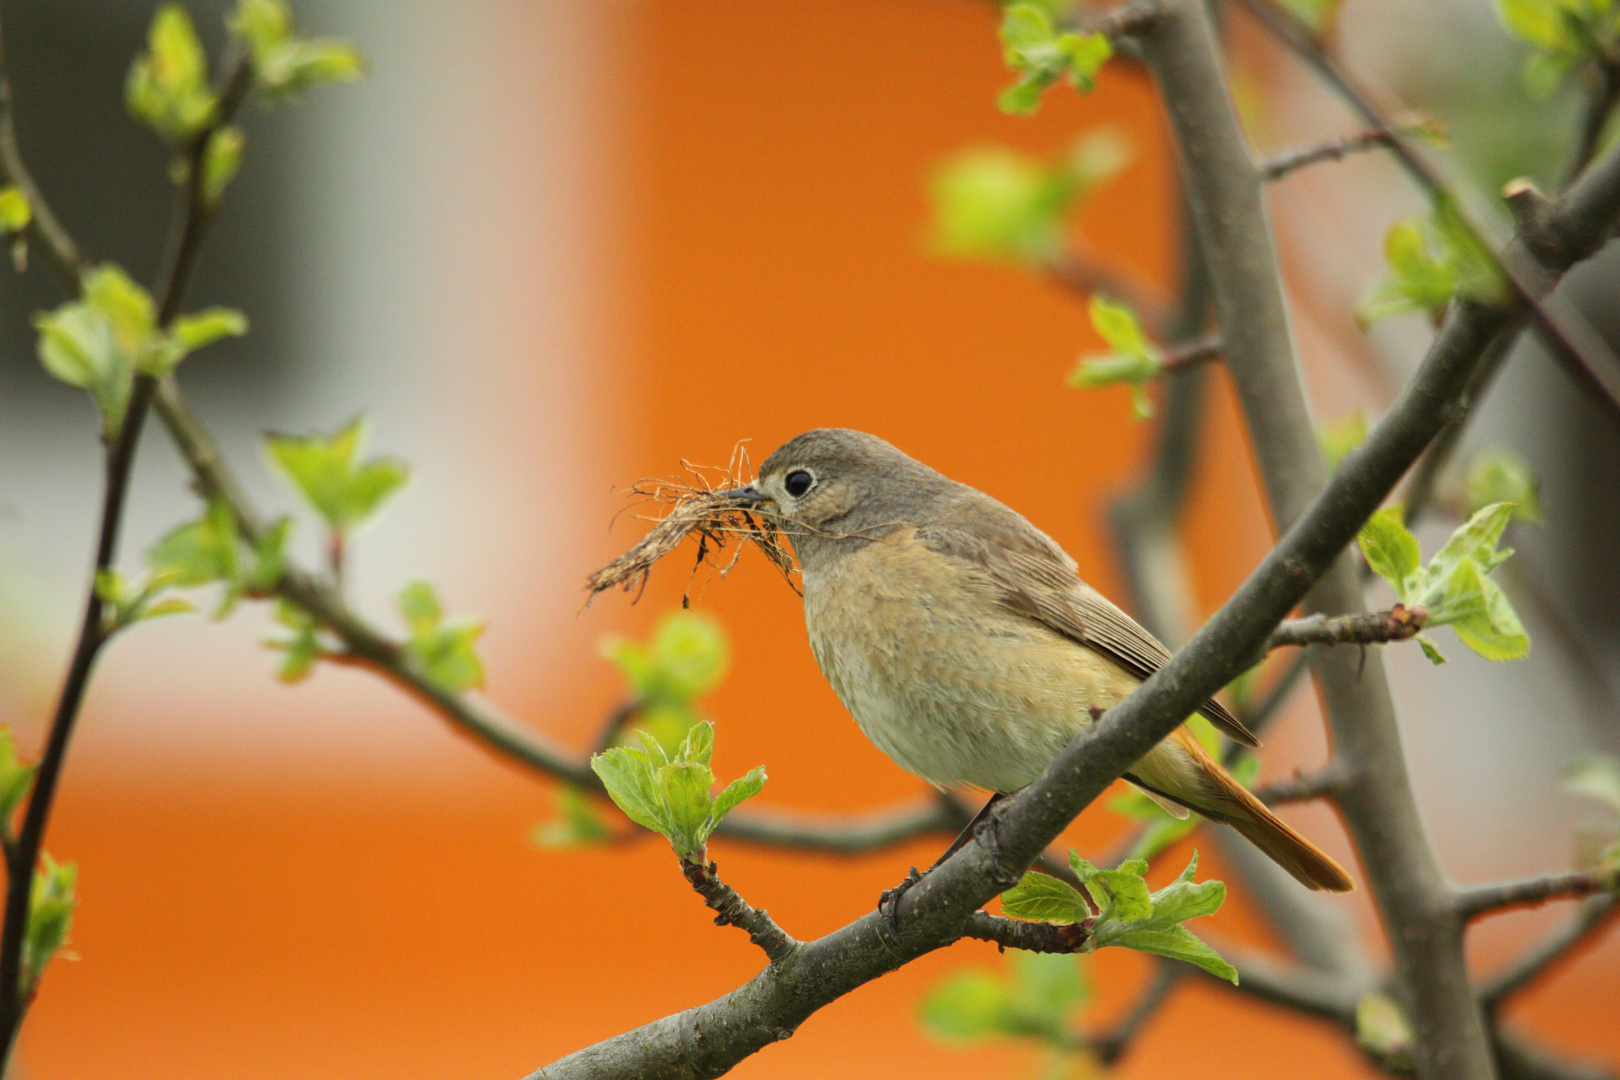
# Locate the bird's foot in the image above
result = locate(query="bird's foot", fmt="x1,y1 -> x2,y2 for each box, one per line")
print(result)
878,865 -> 924,941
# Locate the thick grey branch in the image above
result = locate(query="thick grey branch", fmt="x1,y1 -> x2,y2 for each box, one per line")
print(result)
1137,1 -> 1508,1074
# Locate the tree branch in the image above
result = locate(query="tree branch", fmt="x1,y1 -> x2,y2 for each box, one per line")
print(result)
1252,763 -> 1347,806
960,911 -> 1092,953
1261,125 -> 1404,182
528,19 -> 1620,1080
0,41 -> 252,1068
0,11 -> 85,290
1135,1 -> 1503,1073
1480,895 -> 1620,1010
680,859 -> 799,964
1236,0 -> 1620,430
1266,606 -> 1426,651
1455,872 -> 1613,923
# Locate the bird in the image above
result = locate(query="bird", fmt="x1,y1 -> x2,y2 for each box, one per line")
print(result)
719,428 -> 1353,893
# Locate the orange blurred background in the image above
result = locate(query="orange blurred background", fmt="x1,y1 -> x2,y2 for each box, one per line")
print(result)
1,2 -> 1615,1078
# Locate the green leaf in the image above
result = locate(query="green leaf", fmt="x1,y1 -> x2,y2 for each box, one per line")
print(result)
678,720 -> 715,768
1417,633 -> 1448,665
920,969 -> 1009,1043
1088,294 -> 1150,355
1445,561 -> 1530,661
996,3 -> 1111,114
590,745 -> 669,834
265,416 -> 409,532
711,765 -> 766,824
1523,49 -> 1579,97
1357,508 -> 1422,601
1496,0 -> 1571,47
1000,871 -> 1092,923
1070,855 -> 1152,921
1468,452 -> 1543,523
929,147 -> 1074,263
268,599 -> 322,682
659,760 -> 717,858
531,785 -> 616,848
1355,992 -> 1416,1070
397,582 -> 484,692
149,501 -> 241,588
201,126 -> 245,205
171,306 -> 248,357
1319,413 -> 1368,470
603,611 -> 729,710
0,730 -> 37,831
1565,755 -> 1620,814
1274,0 -> 1343,32
232,0 -> 365,98
126,4 -> 217,141
22,854 -> 76,994
1432,502 -> 1516,577
1103,922 -> 1237,983
0,186 -> 31,233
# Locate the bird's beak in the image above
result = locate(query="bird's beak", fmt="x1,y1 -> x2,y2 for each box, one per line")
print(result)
715,484 -> 767,505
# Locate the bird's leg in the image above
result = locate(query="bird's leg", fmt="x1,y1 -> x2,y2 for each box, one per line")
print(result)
878,792 -> 1010,940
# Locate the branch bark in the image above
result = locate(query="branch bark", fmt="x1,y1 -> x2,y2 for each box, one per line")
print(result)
680,859 -> 799,964
1455,872 -> 1613,923
1135,2 -> 1497,1075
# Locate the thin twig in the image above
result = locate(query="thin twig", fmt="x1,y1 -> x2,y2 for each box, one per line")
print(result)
1455,871 -> 1612,923
960,911 -> 1092,953
1085,958 -> 1180,1064
1266,606 -> 1426,651
1045,251 -> 1174,336
0,11 -> 86,289
680,859 -> 799,964
1261,125 -> 1403,182
0,42 -> 253,1068
1252,763 -> 1347,806
1236,0 -> 1620,430
1480,895 -> 1620,1009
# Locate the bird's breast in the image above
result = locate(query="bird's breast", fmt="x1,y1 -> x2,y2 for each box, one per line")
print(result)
801,529 -> 1141,792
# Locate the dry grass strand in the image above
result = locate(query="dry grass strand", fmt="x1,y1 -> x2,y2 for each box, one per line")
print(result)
584,451 -> 798,609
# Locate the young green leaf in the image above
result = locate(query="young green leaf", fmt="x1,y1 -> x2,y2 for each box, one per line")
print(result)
127,4 -> 217,141
1070,295 -> 1161,418
1468,451 -> 1543,522
1361,199 -> 1506,327
589,720 -> 764,859
1564,755 -> 1620,815
710,766 -> 766,823
149,501 -> 242,588
590,745 -> 670,835
268,599 -> 323,682
1319,412 -> 1368,470
0,185 -> 31,233
531,785 -> 616,848
1070,854 -> 1152,921
0,730 -> 37,831
920,952 -> 1086,1046
201,126 -> 245,205
231,0 -> 365,99
997,2 -> 1112,114
397,582 -> 485,692
1355,992 -> 1416,1071
1000,870 -> 1093,924
1358,507 -> 1423,600
265,417 -> 409,533
22,854 -> 76,994
920,969 -> 1010,1043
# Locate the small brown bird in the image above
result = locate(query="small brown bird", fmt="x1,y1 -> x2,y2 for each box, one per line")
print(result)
722,428 -> 1353,893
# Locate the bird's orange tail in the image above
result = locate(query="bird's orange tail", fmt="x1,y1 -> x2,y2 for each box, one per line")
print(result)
1176,730 -> 1355,893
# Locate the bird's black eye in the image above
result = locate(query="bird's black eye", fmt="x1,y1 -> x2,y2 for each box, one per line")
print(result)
783,470 -> 814,498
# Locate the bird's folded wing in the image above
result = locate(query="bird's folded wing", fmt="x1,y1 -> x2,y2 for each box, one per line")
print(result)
918,499 -> 1261,749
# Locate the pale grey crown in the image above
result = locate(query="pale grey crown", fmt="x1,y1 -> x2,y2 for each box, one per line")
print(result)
754,429 -> 961,570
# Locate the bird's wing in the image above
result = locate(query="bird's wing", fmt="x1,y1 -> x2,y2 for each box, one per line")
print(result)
917,493 -> 1260,748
